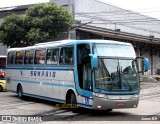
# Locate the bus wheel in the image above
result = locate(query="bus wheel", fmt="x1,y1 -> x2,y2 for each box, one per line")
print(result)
107,109 -> 112,112
66,92 -> 79,112
0,85 -> 3,92
71,93 -> 77,105
17,85 -> 23,99
70,93 -> 78,113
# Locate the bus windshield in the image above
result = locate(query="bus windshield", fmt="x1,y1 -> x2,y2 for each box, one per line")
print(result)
94,43 -> 136,58
94,43 -> 139,91
94,59 -> 139,91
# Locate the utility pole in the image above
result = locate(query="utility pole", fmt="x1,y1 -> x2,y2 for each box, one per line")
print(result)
67,0 -> 71,39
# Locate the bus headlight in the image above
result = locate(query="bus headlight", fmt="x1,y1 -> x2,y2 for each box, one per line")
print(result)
133,94 -> 139,98
93,93 -> 108,99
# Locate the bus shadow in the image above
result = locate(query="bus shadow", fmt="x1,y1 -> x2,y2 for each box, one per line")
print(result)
9,94 -> 59,107
9,94 -> 135,120
73,108 -> 130,115
66,108 -> 136,121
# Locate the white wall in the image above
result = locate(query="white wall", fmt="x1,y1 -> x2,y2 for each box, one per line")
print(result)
0,43 -> 7,55
75,0 -> 160,39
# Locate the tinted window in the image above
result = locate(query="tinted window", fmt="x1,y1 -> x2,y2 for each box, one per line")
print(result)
35,50 -> 46,65
7,52 -> 15,65
15,52 -> 24,65
46,48 -> 59,65
59,46 -> 73,65
24,50 -> 34,65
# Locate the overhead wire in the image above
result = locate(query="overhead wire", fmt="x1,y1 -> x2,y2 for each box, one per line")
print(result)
75,13 -> 160,34
75,11 -> 160,21
75,13 -> 160,24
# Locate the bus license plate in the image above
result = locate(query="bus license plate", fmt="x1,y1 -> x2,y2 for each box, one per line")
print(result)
116,102 -> 125,106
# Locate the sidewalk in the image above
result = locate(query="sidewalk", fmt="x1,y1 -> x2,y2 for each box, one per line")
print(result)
140,82 -> 160,89
141,76 -> 159,83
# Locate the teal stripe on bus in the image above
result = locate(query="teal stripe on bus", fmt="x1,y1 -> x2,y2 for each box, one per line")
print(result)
12,79 -> 39,84
11,79 -> 74,88
43,82 -> 74,88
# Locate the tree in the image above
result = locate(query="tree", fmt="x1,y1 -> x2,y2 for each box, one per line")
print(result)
0,3 -> 73,47
0,14 -> 27,47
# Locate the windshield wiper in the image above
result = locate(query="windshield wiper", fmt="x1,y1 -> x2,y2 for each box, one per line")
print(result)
121,73 -> 132,91
117,60 -> 122,89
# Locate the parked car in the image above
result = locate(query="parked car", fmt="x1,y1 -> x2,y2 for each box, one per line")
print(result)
0,80 -> 6,92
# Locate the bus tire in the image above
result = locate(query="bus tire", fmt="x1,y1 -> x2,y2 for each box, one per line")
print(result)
0,85 -> 3,92
71,93 -> 77,105
70,93 -> 79,113
107,109 -> 112,112
66,92 -> 78,113
17,84 -> 23,99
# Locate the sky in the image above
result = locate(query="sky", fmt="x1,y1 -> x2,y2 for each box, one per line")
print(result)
0,0 -> 160,19
0,0 -> 49,7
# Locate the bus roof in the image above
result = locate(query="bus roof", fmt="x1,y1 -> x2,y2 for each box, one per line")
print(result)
8,39 -> 132,52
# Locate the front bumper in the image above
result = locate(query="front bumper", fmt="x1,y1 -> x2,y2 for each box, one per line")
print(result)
93,95 -> 139,110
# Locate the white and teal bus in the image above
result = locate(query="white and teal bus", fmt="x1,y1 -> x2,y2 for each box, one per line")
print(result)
6,40 -> 149,110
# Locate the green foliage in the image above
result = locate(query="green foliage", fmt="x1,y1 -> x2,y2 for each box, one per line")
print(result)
26,28 -> 50,44
0,14 -> 27,47
0,3 -> 73,47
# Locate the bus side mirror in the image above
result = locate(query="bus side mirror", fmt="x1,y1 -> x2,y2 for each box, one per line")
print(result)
89,54 -> 98,68
144,58 -> 149,72
136,57 -> 149,73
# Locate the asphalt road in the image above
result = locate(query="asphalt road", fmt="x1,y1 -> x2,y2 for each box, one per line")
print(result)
0,82 -> 160,123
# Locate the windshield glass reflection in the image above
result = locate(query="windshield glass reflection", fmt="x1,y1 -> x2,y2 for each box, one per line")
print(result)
94,59 -> 139,91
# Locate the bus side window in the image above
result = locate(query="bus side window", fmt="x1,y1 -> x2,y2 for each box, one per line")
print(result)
59,48 -> 65,64
29,51 -> 34,64
59,46 -> 73,65
65,47 -> 73,64
24,51 -> 29,64
46,49 -> 59,65
15,52 -> 24,65
35,50 -> 46,65
7,52 -> 14,65
24,51 -> 34,65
